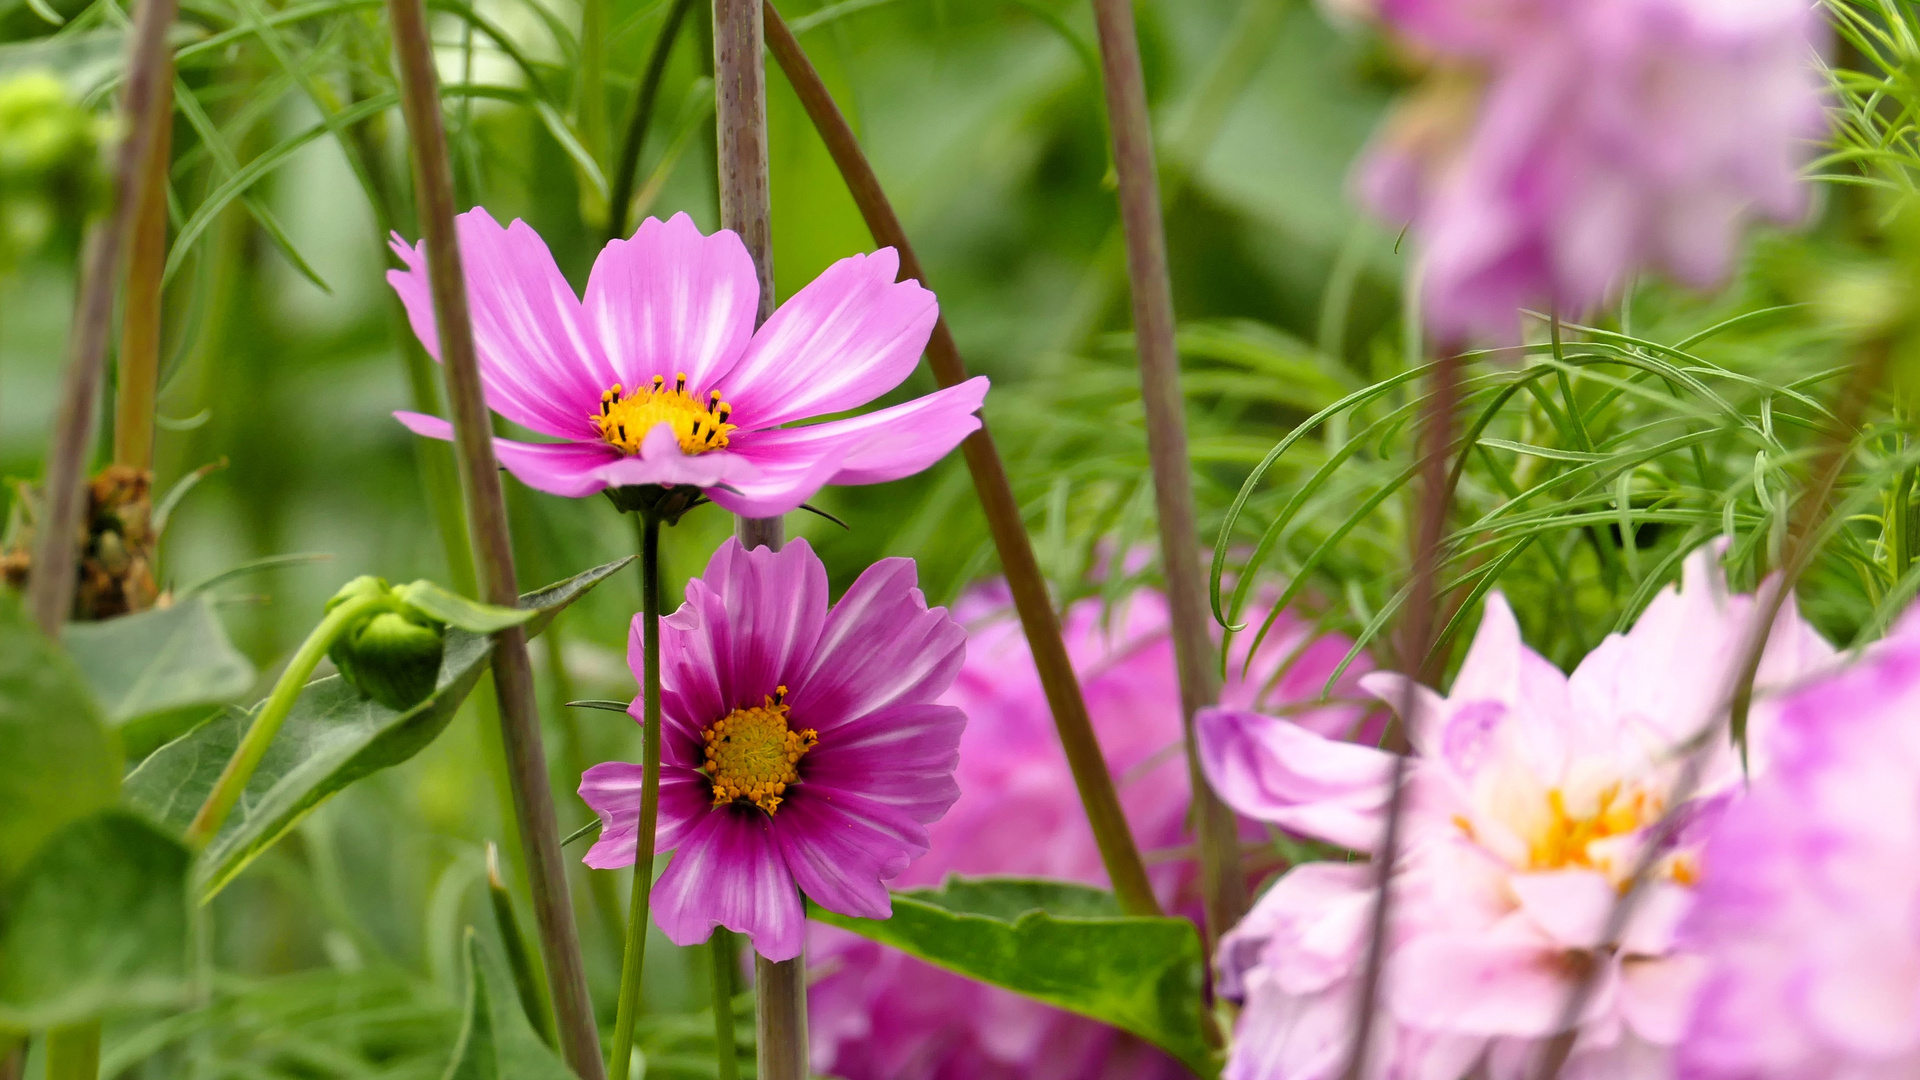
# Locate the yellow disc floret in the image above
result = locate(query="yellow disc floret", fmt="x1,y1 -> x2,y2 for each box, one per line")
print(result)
1527,783 -> 1661,875
701,686 -> 817,814
592,372 -> 737,456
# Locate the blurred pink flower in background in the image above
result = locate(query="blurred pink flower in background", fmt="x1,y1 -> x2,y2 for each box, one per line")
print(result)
808,582 -> 1375,1080
1357,0 -> 1828,344
1679,610 -> 1920,1080
1201,544 -> 1835,1080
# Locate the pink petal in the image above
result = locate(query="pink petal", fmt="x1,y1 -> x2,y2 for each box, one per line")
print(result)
721,248 -> 938,430
578,761 -> 714,867
662,539 -> 828,714
394,410 -> 620,498
385,211 -> 612,440
589,423 -> 758,489
792,558 -> 966,730
774,788 -> 932,920
801,702 -> 965,823
1196,706 -> 1395,853
651,806 -> 805,959
736,377 -> 988,487
1618,954 -> 1706,1046
585,213 -> 759,395
702,440 -> 856,518
1510,869 -> 1615,950
1389,922 -> 1615,1036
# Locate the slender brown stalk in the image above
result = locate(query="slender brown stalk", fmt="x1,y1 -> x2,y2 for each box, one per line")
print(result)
753,954 -> 806,1080
1343,352 -> 1462,1080
1086,0 -> 1243,937
761,2 -> 1161,918
1531,344 -> 1888,1080
608,0 -> 696,242
112,67 -> 173,475
384,2 -> 604,1075
27,0 -> 177,635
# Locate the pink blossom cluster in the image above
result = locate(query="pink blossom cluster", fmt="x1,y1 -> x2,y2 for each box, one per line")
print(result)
1357,0 -> 1828,344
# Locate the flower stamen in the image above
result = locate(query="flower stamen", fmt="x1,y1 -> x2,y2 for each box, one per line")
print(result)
701,686 -> 817,814
593,372 -> 736,456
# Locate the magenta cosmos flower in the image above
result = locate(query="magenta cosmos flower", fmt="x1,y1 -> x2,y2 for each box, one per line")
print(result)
577,538 -> 966,961
807,581 -> 1378,1080
1200,543 -> 1836,1080
1358,0 -> 1828,344
386,209 -> 989,516
1679,609 -> 1920,1080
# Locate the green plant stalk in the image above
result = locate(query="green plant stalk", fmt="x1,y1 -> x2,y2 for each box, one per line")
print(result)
489,841 -> 559,1047
608,0 -> 696,241
760,0 -> 1160,920
184,591 -> 385,847
112,66 -> 173,476
28,0 -> 179,635
385,0 -> 606,1072
1086,0 -> 1244,939
43,1023 -> 99,1080
755,953 -> 807,1080
710,930 -> 740,1080
609,513 -> 665,1080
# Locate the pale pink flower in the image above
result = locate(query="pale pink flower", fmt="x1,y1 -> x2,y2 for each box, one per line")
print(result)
1201,543 -> 1835,1079
808,583 -> 1375,1080
387,210 -> 987,516
1358,0 -> 1828,344
1679,609 -> 1920,1080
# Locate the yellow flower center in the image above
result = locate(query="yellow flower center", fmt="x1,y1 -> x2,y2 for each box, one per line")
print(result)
592,373 -> 736,456
701,686 -> 817,814
1527,783 -> 1660,875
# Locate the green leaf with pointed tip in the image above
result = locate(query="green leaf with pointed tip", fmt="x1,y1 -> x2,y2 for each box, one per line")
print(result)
0,593 -> 120,889
443,929 -> 575,1080
394,580 -> 537,633
808,876 -> 1216,1075
65,596 -> 256,759
0,810 -> 192,1031
122,558 -> 632,899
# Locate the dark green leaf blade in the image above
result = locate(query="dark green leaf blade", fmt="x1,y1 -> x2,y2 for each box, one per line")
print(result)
0,810 -> 192,1030
396,579 -> 536,633
0,593 -> 120,887
808,876 -> 1215,1075
122,558 -> 632,898
444,929 -> 575,1080
65,595 -> 256,758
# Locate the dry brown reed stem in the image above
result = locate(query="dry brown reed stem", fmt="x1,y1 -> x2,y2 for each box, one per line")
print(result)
384,1 -> 604,1073
1530,343 -> 1890,1080
1086,0 -> 1245,938
27,0 -> 177,635
760,1 -> 1163,919
112,67 -> 173,478
1341,351 -> 1462,1080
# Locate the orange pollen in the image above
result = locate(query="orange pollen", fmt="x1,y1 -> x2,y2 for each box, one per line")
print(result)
1527,783 -> 1661,873
591,373 -> 736,456
700,686 -> 817,815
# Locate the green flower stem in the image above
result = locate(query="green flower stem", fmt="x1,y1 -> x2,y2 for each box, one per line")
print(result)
43,1022 -> 100,1080
754,953 -> 808,1080
709,930 -> 739,1080
184,591 -> 385,848
609,512 -> 664,1080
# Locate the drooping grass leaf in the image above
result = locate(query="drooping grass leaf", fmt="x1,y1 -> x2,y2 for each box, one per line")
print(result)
122,558 -> 631,898
442,929 -> 573,1080
65,595 -> 256,759
807,876 -> 1216,1076
0,810 -> 192,1030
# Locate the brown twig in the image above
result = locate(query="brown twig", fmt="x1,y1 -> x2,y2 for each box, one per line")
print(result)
1530,344 -> 1888,1080
1343,352 -> 1463,1080
761,1 -> 1163,919
112,67 -> 173,478
27,0 -> 177,635
1086,0 -> 1244,938
383,1 -> 605,1074
608,0 -> 696,242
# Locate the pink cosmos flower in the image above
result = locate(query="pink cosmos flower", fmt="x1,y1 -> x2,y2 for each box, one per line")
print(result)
807,582 -> 1378,1080
1200,543 -> 1836,1080
1678,609 -> 1920,1080
386,209 -> 989,516
577,538 -> 967,961
1358,0 -> 1828,344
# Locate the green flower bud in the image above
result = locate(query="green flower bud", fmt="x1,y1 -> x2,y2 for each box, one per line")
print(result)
325,576 -> 446,711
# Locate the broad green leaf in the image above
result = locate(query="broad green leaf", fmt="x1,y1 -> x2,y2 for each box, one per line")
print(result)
0,810 -> 192,1031
122,558 -> 631,898
65,595 -> 256,759
808,876 -> 1216,1075
443,929 -> 574,1080
395,580 -> 536,633
0,593 -> 120,887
